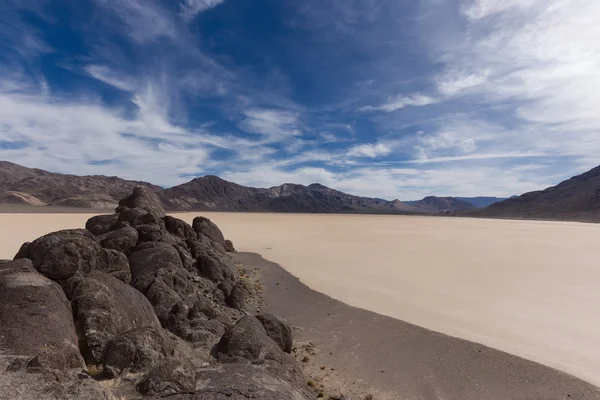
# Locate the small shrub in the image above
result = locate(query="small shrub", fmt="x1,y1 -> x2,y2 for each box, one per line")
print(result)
307,380 -> 316,387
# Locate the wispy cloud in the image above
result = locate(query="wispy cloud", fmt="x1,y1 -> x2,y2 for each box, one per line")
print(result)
347,143 -> 392,158
180,0 -> 225,20
240,109 -> 301,138
360,94 -> 438,112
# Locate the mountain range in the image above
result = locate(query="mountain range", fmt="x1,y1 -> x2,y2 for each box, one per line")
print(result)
2,160 -> 600,221
470,165 -> 600,222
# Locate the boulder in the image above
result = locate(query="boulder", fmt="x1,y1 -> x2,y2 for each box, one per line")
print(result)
27,229 -> 104,280
103,326 -> 171,378
215,316 -> 288,365
0,259 -> 84,371
256,314 -> 294,353
128,242 -> 184,292
224,239 -> 235,252
137,357 -> 196,397
13,241 -> 30,259
66,272 -> 161,364
119,186 -> 165,218
100,248 -> 131,284
189,363 -> 314,400
85,214 -> 118,235
117,207 -> 148,223
100,225 -> 138,255
196,248 -> 239,296
228,280 -> 250,310
163,216 -> 196,241
192,217 -> 226,247
137,224 -> 165,243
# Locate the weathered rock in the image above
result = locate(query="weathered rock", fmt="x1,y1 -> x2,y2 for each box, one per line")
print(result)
99,249 -> 131,284
228,280 -> 250,310
27,229 -> 103,280
85,214 -> 118,235
224,239 -> 235,252
165,363 -> 314,400
137,223 -> 165,243
103,326 -> 171,378
132,211 -> 164,228
257,314 -> 294,353
186,237 -> 212,259
197,248 -> 239,297
0,259 -> 84,371
216,316 -> 289,365
129,242 -> 184,292
193,217 -> 226,247
164,216 -> 196,241
174,243 -> 195,271
119,186 -> 166,218
100,225 -> 138,255
66,272 -> 161,364
117,207 -> 148,223
137,357 -> 196,397
13,241 -> 30,259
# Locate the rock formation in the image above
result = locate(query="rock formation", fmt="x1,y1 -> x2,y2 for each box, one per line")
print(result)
0,186 -> 314,400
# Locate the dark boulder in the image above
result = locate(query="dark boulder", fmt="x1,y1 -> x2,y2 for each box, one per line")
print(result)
129,242 -> 184,292
137,224 -> 165,243
13,241 -> 30,259
137,357 -> 196,397
85,214 -> 118,235
27,229 -> 103,280
66,272 -> 161,364
196,248 -> 239,297
0,259 -> 84,371
215,316 -> 288,365
119,186 -> 165,218
189,363 -> 314,400
257,314 -> 294,353
100,225 -> 138,255
103,326 -> 171,378
163,216 -> 196,241
117,207 -> 148,223
100,248 -> 131,284
228,280 -> 250,310
224,239 -> 235,252
192,217 -> 226,247
186,237 -> 212,259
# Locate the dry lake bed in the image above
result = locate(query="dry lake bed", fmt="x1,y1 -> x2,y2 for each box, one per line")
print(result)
1,212 -> 599,387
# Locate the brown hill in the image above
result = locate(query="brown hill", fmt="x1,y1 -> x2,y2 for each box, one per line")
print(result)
0,161 -> 161,208
472,165 -> 600,221
159,176 -> 416,214
406,196 -> 477,213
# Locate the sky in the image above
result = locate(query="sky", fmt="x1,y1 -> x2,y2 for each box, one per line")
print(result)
0,0 -> 599,200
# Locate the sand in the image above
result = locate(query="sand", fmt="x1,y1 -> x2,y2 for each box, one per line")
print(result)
1,211 -> 600,388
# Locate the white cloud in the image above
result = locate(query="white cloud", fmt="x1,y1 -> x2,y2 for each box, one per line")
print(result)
361,94 -> 438,112
85,65 -> 134,92
347,143 -> 392,158
240,108 -> 301,138
180,0 -> 225,20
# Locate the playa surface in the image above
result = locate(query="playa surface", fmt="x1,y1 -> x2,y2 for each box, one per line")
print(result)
1,211 -> 600,389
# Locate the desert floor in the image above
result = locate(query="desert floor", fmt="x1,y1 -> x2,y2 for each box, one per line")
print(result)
1,212 -> 599,387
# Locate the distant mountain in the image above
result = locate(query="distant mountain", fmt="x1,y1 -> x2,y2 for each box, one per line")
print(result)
159,175 -> 416,214
472,165 -> 600,221
405,196 -> 477,213
456,197 -> 509,208
0,161 -> 161,208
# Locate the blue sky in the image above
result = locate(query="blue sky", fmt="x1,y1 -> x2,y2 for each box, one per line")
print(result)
1,0 -> 599,200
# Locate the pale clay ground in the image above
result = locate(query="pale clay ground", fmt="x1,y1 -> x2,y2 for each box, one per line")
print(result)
1,212 -> 600,386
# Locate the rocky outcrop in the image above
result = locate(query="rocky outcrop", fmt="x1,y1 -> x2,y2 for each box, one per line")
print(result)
1,187 -> 314,400
118,186 -> 166,218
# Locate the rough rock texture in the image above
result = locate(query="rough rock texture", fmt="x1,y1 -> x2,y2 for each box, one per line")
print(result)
66,272 -> 161,364
137,357 -> 196,396
85,214 -> 118,235
192,216 -> 226,247
224,239 -> 235,252
0,259 -> 84,371
257,313 -> 294,353
26,229 -> 103,280
100,225 -> 139,255
119,186 -> 166,218
2,186 -> 313,400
